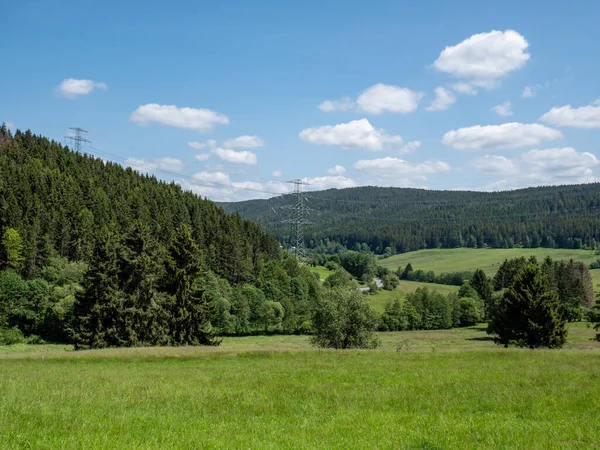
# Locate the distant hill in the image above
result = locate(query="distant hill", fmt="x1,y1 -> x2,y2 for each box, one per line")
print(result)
220,184 -> 600,254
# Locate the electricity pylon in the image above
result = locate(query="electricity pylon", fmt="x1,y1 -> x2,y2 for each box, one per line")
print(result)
281,179 -> 312,259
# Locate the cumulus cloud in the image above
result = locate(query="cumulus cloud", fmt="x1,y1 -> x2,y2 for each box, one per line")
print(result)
302,176 -> 357,190
222,135 -> 264,148
318,97 -> 355,112
189,140 -> 216,150
473,147 -> 599,189
356,84 -> 423,114
130,104 -> 229,132
327,165 -> 346,175
451,82 -> 478,95
319,84 -> 422,115
299,118 -> 403,151
432,30 -> 530,88
441,122 -> 563,150
57,78 -> 107,98
181,173 -> 290,202
491,101 -> 513,117
426,87 -> 456,111
353,157 -> 451,181
539,102 -> 600,128
472,155 -> 518,176
195,153 -> 211,162
211,147 -> 257,165
5,121 -> 16,131
193,171 -> 231,186
124,157 -> 184,173
272,170 -> 282,177
400,141 -> 422,154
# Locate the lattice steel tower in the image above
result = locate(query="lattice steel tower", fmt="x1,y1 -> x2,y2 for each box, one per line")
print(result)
65,127 -> 90,153
282,179 -> 311,259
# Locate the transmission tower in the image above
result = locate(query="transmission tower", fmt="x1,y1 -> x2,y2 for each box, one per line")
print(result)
65,127 -> 90,153
282,179 -> 312,259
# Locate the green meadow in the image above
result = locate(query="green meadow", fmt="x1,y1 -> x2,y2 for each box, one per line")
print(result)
1,324 -> 599,449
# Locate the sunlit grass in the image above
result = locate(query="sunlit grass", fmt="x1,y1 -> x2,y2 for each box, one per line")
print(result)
1,324 -> 599,449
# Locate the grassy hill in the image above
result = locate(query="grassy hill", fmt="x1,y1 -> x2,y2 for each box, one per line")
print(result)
1,325 -> 598,449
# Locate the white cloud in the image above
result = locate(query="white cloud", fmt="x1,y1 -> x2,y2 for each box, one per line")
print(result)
594,99 -> 600,106
57,78 -> 107,98
451,82 -> 477,95
442,122 -> 563,150
521,85 -> 538,98
472,155 -> 518,176
272,170 -> 282,177
130,104 -> 229,132
327,165 -> 346,175
491,101 -> 513,117
124,157 -> 184,173
400,141 -> 422,154
353,157 -> 451,180
124,158 -> 157,173
356,84 -> 423,114
154,157 -> 184,172
222,135 -> 264,148
299,118 -> 403,151
426,86 -> 456,111
195,153 -> 211,162
473,147 -> 599,190
211,147 -> 257,165
303,176 -> 357,190
193,171 -> 231,186
539,102 -> 600,128
5,121 -> 15,131
318,97 -> 354,112
432,30 -> 530,88
188,140 -> 216,150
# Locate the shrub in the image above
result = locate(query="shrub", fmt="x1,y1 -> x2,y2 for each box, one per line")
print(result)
311,289 -> 381,349
0,327 -> 25,345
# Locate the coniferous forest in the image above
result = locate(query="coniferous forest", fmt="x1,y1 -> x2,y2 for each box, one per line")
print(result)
222,183 -> 600,254
0,125 -> 321,347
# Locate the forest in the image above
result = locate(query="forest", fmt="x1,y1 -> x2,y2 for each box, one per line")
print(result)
221,183 -> 600,254
0,125 -> 320,347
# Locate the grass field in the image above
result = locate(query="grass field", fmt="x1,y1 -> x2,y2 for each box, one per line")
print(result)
1,324 -> 599,449
379,248 -> 600,291
368,281 -> 459,313
308,265 -> 333,280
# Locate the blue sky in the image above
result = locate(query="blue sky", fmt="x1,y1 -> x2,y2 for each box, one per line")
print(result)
3,0 -> 600,201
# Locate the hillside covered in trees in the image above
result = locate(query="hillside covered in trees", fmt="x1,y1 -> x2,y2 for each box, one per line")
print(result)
221,184 -> 600,254
0,125 -> 322,347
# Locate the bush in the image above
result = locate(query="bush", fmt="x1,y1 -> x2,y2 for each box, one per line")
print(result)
324,261 -> 339,271
458,297 -> 483,326
406,287 -> 452,330
0,327 -> 25,345
311,289 -> 381,349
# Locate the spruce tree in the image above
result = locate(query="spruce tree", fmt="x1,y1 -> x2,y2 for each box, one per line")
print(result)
74,227 -> 126,349
492,263 -> 566,349
470,269 -> 492,317
164,224 -> 220,346
120,221 -> 168,346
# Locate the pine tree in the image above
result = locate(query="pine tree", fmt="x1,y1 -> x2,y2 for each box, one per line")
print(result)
470,269 -> 492,318
164,224 -> 220,346
492,263 -> 566,349
74,227 -> 126,349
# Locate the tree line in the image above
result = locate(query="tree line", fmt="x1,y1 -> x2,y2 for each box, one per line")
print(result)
221,183 -> 600,254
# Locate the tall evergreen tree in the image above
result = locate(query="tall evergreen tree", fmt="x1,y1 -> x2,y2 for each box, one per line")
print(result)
164,224 -> 220,346
120,221 -> 169,346
74,227 -> 126,349
491,263 -> 566,348
470,269 -> 492,317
